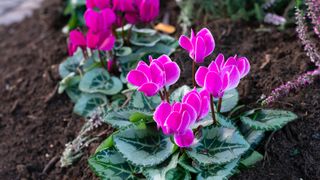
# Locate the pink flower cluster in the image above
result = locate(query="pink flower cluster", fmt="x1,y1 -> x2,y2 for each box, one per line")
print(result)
154,89 -> 210,147
126,28 -> 250,148
196,54 -> 250,98
68,0 -> 160,56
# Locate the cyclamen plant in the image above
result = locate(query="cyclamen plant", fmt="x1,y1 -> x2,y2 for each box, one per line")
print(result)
89,28 -> 298,179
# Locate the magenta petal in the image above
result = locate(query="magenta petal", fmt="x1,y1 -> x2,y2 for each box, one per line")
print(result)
215,53 -> 225,70
195,67 -> 208,87
99,34 -> 115,51
154,102 -> 172,128
224,56 -> 237,67
199,90 -> 210,119
163,62 -> 180,86
238,57 -> 250,78
69,30 -> 86,46
157,55 -> 171,64
136,61 -> 151,80
165,111 -> 182,133
127,70 -> 149,87
182,90 -> 201,117
197,28 -> 215,56
84,9 -> 100,32
86,31 -> 99,49
182,103 -> 197,125
150,63 -> 165,87
236,58 -> 246,77
194,36 -> 206,63
86,0 -> 95,8
177,111 -> 190,132
138,82 -> 159,97
226,66 -> 240,90
204,33 -> 215,56
205,71 -> 222,98
174,129 -> 194,147
208,61 -> 219,73
101,8 -> 116,27
222,72 -> 230,91
179,35 -> 193,52
172,102 -> 182,112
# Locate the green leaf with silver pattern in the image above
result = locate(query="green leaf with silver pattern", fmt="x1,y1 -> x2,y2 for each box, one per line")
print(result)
73,93 -> 107,117
240,109 -> 298,131
114,126 -> 174,167
88,148 -> 142,180
187,126 -> 250,166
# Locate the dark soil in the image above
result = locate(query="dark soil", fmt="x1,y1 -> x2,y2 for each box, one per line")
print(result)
0,0 -> 319,180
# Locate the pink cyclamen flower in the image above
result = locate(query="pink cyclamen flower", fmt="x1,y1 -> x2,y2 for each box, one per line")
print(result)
154,101 -> 196,147
84,8 -> 116,33
196,53 -> 250,98
149,55 -> 180,86
138,0 -> 160,23
179,28 -> 215,63
127,55 -> 180,96
86,30 -> 116,51
182,88 -> 210,120
86,0 -> 111,9
68,30 -> 87,56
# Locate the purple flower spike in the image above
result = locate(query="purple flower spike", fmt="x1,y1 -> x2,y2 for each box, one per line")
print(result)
153,101 -> 196,147
86,0 -> 111,10
138,0 -> 160,23
127,60 -> 166,96
182,88 -> 210,121
196,53 -> 250,98
68,30 -> 87,56
179,28 -> 215,63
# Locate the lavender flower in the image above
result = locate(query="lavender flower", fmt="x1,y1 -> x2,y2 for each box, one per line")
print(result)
262,68 -> 320,105
264,13 -> 286,26
306,0 -> 320,39
296,8 -> 320,67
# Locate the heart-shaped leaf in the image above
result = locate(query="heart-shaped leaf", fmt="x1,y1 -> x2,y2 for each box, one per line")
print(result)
239,151 -> 263,168
65,76 -> 82,103
114,126 -> 174,167
187,126 -> 250,166
165,167 -> 191,180
88,148 -> 142,180
79,68 -> 123,95
129,91 -> 161,112
143,153 -> 179,180
240,109 -> 298,131
196,159 -> 240,180
178,153 -> 201,174
59,50 -> 83,78
73,93 -> 107,117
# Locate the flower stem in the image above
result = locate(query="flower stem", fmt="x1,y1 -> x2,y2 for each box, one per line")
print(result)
210,94 -> 217,125
163,87 -> 170,103
159,91 -> 164,101
217,97 -> 222,113
98,51 -> 107,70
192,61 -> 196,87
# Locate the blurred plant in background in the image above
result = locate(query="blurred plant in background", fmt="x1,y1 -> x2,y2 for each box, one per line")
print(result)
176,0 -> 296,32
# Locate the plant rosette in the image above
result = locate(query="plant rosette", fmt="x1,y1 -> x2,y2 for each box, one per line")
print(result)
88,28 -> 298,179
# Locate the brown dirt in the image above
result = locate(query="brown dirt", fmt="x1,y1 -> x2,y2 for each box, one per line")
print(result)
0,0 -> 319,180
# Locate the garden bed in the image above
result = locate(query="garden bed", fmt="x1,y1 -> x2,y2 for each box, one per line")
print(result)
0,0 -> 319,179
